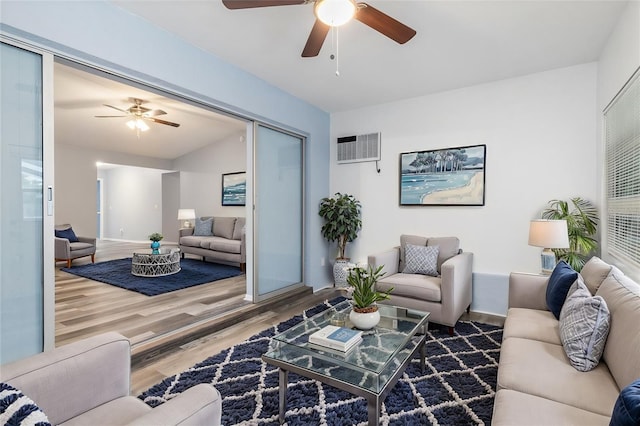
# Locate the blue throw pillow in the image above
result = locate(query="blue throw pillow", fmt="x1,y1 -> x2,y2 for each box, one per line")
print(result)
193,218 -> 213,236
610,379 -> 640,426
55,227 -> 79,243
546,260 -> 578,319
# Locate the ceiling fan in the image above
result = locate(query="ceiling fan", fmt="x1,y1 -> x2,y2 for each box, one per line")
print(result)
221,0 -> 416,57
95,97 -> 180,130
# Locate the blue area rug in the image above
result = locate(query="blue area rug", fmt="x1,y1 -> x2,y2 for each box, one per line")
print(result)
139,297 -> 502,425
61,258 -> 242,296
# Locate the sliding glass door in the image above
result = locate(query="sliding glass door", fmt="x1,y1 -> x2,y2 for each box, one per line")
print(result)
253,124 -> 304,299
0,41 -> 54,363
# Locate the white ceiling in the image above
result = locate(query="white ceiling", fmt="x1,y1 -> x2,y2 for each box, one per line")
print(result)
111,0 -> 629,113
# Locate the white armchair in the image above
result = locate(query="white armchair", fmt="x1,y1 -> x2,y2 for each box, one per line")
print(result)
368,235 -> 473,335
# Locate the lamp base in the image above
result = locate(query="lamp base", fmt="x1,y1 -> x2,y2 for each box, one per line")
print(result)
183,220 -> 192,228
540,248 -> 556,275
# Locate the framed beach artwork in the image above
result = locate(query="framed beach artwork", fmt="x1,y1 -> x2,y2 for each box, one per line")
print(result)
399,144 -> 486,206
221,172 -> 246,206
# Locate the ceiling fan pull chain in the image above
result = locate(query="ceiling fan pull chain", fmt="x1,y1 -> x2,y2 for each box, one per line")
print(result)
335,26 -> 340,77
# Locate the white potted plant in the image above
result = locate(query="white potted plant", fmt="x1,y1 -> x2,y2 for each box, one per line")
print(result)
346,264 -> 392,329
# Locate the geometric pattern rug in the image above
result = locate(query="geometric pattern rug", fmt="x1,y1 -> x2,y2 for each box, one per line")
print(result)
139,297 -> 502,425
61,258 -> 242,296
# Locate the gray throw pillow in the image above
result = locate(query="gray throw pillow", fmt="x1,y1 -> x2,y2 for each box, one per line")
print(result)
559,277 -> 611,372
402,244 -> 439,276
193,217 -> 213,236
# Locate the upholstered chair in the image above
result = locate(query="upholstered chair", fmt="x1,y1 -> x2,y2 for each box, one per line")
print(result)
368,235 -> 473,335
54,224 -> 96,268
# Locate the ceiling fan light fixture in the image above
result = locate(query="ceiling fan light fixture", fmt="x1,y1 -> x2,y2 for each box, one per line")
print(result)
126,118 -> 149,132
314,0 -> 356,27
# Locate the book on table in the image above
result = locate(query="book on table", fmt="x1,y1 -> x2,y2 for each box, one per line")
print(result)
308,325 -> 363,352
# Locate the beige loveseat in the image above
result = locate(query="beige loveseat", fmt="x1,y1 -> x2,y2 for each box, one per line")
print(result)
0,332 -> 221,425
368,235 -> 473,335
179,216 -> 246,271
492,257 -> 640,425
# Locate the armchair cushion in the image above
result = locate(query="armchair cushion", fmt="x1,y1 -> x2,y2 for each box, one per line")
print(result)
55,227 -> 79,242
428,237 -> 460,273
377,273 -> 441,302
402,244 -> 439,276
0,382 -> 51,426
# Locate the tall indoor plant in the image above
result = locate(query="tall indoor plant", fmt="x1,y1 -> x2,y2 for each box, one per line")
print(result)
319,192 -> 362,286
542,197 -> 599,271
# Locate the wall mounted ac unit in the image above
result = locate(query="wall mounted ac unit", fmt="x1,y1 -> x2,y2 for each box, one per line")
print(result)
337,132 -> 381,164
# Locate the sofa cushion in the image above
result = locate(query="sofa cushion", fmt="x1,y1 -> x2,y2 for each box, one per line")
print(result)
497,337 -> 620,416
59,396 -> 150,426
0,382 -> 51,426
597,271 -> 640,390
580,256 -> 612,295
402,244 -> 439,276
546,261 -> 578,319
559,278 -> 610,372
610,379 -> 640,426
233,217 -> 245,241
427,237 -> 460,273
377,273 -> 441,302
213,217 -> 237,240
502,308 -> 561,345
179,236 -> 204,248
399,235 -> 428,272
193,218 -> 213,236
492,389 -> 611,426
55,227 -> 79,243
210,237 -> 241,254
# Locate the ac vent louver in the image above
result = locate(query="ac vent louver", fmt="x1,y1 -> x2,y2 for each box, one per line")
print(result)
337,133 -> 381,164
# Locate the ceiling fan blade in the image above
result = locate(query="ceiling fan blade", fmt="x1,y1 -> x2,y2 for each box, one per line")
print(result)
222,0 -> 305,9
103,104 -> 129,114
147,117 -> 180,128
355,2 -> 416,44
145,109 -> 167,117
302,19 -> 330,57
94,115 -> 127,118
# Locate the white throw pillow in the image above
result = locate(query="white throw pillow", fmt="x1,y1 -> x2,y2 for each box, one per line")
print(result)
559,278 -> 611,372
402,244 -> 439,276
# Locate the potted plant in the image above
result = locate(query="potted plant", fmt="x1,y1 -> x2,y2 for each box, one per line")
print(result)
541,197 -> 599,271
318,193 -> 362,287
148,232 -> 163,252
346,264 -> 392,329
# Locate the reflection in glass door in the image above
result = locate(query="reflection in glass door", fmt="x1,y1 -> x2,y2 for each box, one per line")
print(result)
254,124 -> 303,299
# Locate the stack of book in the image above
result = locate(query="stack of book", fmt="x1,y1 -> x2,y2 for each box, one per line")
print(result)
308,325 -> 363,353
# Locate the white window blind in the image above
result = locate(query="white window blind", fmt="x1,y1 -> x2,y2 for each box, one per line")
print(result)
605,67 -> 640,270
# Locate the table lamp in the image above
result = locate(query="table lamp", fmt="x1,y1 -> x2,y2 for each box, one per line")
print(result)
528,219 -> 570,274
178,209 -> 196,228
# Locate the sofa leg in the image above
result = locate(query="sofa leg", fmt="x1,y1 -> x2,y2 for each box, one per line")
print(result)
448,326 -> 454,336
91,254 -> 95,263
467,305 -> 471,313
240,263 -> 246,273
67,259 -> 72,268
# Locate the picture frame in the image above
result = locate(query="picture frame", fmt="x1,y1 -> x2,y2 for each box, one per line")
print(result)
221,171 -> 246,206
399,144 -> 486,206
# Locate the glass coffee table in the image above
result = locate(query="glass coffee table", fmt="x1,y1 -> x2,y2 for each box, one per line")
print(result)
262,300 -> 429,425
131,248 -> 181,277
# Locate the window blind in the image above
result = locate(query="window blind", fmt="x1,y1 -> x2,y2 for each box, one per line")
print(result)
605,67 -> 640,269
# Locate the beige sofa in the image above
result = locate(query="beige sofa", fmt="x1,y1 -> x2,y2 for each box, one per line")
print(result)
368,235 -> 473,335
492,257 -> 640,425
0,332 -> 221,425
179,216 -> 246,271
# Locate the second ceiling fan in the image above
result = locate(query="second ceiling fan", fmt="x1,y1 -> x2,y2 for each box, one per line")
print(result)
221,0 -> 416,57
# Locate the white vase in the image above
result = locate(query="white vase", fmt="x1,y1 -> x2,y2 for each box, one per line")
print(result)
333,258 -> 350,289
349,308 -> 380,330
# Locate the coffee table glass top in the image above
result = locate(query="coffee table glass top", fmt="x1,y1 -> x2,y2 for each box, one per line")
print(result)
264,300 -> 429,393
133,247 -> 179,256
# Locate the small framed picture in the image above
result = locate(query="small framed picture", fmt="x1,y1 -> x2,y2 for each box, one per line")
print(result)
400,144 -> 486,206
222,172 -> 246,206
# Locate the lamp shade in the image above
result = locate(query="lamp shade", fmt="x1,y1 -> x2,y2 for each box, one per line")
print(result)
177,209 -> 196,221
528,219 -> 570,248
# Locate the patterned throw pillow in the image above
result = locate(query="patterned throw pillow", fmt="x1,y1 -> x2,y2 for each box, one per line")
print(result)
402,244 -> 439,276
558,278 -> 611,372
0,382 -> 51,426
193,218 -> 213,236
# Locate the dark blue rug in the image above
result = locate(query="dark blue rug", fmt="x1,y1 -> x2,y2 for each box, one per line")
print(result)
139,297 -> 502,425
61,258 -> 242,296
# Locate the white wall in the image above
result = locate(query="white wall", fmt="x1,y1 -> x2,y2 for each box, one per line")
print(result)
596,0 -> 640,281
173,132 -> 247,218
330,63 -> 598,315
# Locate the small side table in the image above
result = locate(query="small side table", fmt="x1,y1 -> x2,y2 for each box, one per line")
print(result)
131,248 -> 181,277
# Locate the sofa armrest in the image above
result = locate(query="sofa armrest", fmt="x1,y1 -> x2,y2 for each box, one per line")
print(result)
55,236 -> 71,258
179,228 -> 194,238
129,384 -> 222,426
368,248 -> 400,277
0,332 -> 131,425
77,236 -> 96,245
440,252 -> 473,325
509,272 -> 550,310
